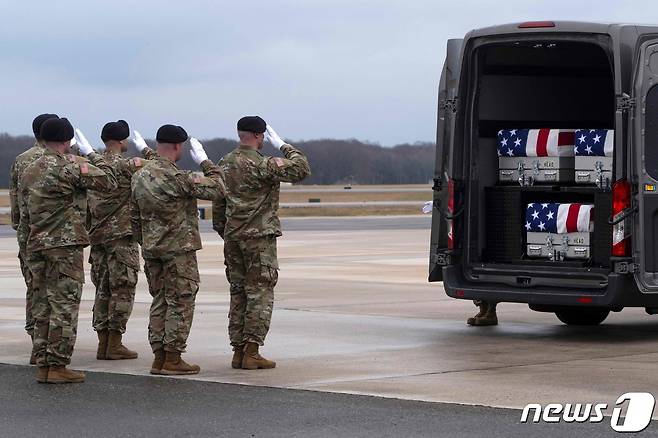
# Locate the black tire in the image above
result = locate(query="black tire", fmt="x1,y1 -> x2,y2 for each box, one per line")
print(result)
555,308 -> 610,326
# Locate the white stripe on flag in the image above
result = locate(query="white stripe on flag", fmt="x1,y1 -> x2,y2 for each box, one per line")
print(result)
577,204 -> 594,232
604,130 -> 614,157
557,204 -> 570,234
526,129 -> 539,157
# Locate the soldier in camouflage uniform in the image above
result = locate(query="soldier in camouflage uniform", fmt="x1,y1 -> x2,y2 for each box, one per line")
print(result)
19,117 -> 117,384
213,116 -> 310,370
131,124 -> 224,376
9,113 -> 59,364
87,120 -> 157,360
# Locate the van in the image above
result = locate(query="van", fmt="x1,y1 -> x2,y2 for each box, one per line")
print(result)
428,21 -> 658,325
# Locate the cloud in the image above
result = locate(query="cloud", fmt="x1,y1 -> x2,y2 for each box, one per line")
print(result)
1,0 -> 657,145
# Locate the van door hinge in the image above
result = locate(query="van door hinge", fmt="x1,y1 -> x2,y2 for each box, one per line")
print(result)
616,94 -> 636,112
443,97 -> 458,113
432,177 -> 442,192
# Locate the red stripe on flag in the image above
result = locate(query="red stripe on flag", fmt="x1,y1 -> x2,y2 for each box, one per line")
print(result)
566,203 -> 580,233
558,131 -> 575,146
536,129 -> 549,156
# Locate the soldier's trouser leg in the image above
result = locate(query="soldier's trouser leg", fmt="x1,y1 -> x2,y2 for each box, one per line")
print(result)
90,244 -> 110,332
18,249 -> 35,337
145,252 -> 199,353
224,241 -> 247,348
91,239 -> 139,334
29,247 -> 84,368
242,237 -> 278,346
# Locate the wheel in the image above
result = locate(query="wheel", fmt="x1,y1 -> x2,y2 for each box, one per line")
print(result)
555,308 -> 610,326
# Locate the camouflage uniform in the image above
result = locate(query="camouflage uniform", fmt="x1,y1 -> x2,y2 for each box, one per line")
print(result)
19,150 -> 117,368
131,156 -> 224,353
9,142 -> 46,337
87,149 -> 156,334
213,144 -> 310,347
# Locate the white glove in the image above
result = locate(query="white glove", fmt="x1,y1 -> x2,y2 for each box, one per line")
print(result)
422,201 -> 433,214
266,125 -> 285,150
189,137 -> 209,165
132,130 -> 149,152
75,129 -> 94,156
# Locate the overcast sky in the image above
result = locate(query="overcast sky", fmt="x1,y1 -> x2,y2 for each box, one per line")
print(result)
1,0 -> 657,146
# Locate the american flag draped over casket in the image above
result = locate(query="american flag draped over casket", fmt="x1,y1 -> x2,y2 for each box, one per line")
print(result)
497,129 -> 576,157
574,129 -> 614,157
525,202 -> 594,233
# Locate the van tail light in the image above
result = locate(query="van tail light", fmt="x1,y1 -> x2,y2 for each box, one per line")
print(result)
611,179 -> 631,257
447,179 -> 455,250
518,21 -> 555,29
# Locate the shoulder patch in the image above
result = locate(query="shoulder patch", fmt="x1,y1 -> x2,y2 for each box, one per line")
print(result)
274,157 -> 285,167
80,163 -> 89,175
133,157 -> 143,168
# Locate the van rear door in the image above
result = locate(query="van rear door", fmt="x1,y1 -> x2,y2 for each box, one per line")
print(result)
633,40 -> 658,293
429,38 -> 463,282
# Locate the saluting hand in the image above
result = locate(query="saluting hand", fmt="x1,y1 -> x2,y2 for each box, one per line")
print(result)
74,129 -> 95,156
189,137 -> 209,165
132,130 -> 149,152
265,125 -> 285,150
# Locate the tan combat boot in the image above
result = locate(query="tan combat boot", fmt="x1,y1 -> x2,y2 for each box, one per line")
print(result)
106,331 -> 138,360
36,366 -> 48,383
96,329 -> 109,360
231,345 -> 244,369
467,300 -> 488,326
161,351 -> 200,375
242,342 -> 276,370
47,366 -> 85,384
150,349 -> 165,375
473,302 -> 498,326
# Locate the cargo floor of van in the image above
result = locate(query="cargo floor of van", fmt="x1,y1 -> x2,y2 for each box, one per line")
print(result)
463,37 -> 615,277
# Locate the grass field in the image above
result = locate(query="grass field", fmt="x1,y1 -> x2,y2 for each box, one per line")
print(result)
0,184 -> 431,222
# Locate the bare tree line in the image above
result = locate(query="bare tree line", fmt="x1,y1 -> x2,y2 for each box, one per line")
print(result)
0,133 -> 435,187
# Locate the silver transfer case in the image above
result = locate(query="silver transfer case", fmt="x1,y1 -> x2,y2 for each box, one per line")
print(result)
499,157 -> 575,186
526,232 -> 591,260
575,156 -> 612,189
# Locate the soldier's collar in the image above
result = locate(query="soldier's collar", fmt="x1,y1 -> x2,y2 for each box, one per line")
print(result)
43,148 -> 62,156
238,145 -> 262,155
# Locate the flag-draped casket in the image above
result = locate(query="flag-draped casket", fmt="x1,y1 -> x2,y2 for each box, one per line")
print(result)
525,202 -> 593,260
497,129 -> 576,184
574,129 -> 613,187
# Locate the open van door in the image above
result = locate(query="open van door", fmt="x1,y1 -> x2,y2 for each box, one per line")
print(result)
429,38 -> 463,282
633,40 -> 658,293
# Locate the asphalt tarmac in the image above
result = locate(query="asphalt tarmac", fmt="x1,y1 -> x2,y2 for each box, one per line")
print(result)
3,215 -> 658,437
0,364 -> 644,438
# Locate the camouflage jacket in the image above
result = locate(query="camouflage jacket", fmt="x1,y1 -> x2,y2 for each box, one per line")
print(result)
9,142 -> 45,247
87,148 -> 157,245
212,143 -> 310,241
131,156 -> 225,259
19,149 -> 118,254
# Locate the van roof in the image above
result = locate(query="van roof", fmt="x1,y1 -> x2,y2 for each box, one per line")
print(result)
468,21 -> 658,38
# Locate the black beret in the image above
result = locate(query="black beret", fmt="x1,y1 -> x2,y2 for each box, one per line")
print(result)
156,124 -> 188,143
101,119 -> 130,142
39,117 -> 74,142
237,116 -> 266,134
32,113 -> 59,138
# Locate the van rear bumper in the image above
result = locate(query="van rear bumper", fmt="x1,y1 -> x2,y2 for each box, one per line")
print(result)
442,266 -> 658,309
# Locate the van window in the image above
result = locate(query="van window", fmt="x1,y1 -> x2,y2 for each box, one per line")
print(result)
645,84 -> 658,180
